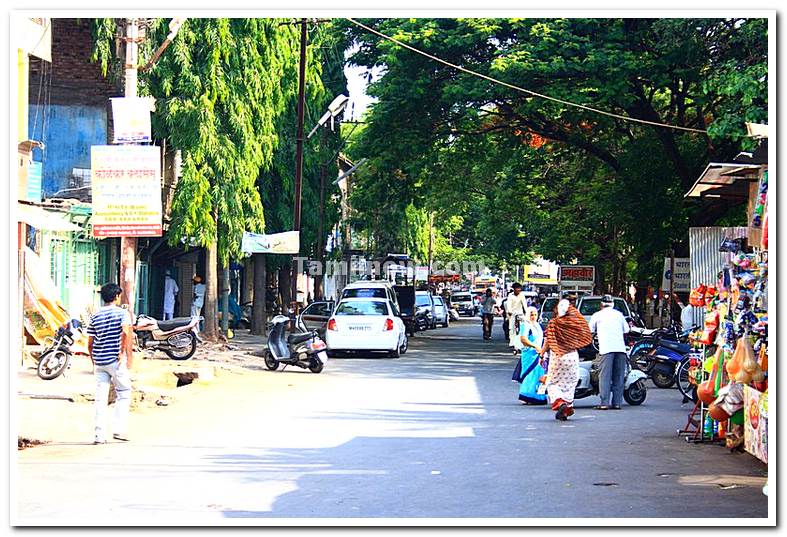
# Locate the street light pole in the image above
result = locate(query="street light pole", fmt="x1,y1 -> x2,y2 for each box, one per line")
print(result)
290,18 -> 307,313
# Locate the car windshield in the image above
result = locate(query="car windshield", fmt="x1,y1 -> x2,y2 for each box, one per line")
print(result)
578,298 -> 629,316
343,288 -> 387,299
454,293 -> 471,301
335,300 -> 388,316
415,294 -> 431,307
433,297 -> 444,306
541,298 -> 558,319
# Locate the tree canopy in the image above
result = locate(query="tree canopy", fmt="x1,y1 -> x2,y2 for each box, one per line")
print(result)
339,17 -> 768,290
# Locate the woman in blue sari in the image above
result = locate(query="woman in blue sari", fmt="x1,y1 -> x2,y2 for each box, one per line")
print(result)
515,307 -> 548,404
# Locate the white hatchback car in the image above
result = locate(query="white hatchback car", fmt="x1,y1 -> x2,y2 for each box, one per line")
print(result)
325,297 -> 408,358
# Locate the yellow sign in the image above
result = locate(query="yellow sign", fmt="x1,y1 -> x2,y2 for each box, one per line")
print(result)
91,146 -> 162,237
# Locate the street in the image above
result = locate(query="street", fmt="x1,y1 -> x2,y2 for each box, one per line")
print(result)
14,317 -> 768,523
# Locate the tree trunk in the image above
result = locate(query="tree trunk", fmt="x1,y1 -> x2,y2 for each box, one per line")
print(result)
220,264 -> 230,333
203,240 -> 219,340
251,254 -> 267,335
241,258 -> 253,306
278,266 -> 292,312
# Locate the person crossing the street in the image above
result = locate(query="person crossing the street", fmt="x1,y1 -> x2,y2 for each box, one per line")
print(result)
505,282 -> 528,349
540,299 -> 593,421
480,288 -> 498,340
589,294 -> 630,410
87,283 -> 134,444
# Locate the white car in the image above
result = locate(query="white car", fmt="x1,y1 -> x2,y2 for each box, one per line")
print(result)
325,297 -> 408,358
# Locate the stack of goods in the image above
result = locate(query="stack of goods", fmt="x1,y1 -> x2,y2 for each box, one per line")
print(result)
687,248 -> 768,460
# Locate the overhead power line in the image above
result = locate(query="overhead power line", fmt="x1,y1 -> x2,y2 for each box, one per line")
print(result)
346,18 -> 707,134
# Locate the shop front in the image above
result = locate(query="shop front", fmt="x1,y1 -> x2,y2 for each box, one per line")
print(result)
680,134 -> 769,475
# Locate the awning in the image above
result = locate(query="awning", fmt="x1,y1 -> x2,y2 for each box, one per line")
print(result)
17,203 -> 82,232
685,162 -> 762,200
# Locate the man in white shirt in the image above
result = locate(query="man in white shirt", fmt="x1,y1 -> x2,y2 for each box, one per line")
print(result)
588,294 -> 630,410
162,269 -> 179,320
505,283 -> 528,346
680,302 -> 695,332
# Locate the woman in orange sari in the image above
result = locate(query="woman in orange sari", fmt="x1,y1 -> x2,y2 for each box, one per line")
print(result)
540,299 -> 593,421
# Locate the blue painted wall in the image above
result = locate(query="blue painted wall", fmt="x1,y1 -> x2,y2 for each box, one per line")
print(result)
29,104 -> 107,197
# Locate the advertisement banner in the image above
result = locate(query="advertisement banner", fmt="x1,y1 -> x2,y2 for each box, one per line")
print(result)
91,145 -> 162,238
415,266 -> 429,281
241,231 -> 300,254
744,386 -> 768,464
111,97 -> 154,143
661,257 -> 691,293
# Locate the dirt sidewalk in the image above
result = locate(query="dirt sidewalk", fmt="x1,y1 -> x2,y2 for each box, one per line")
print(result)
15,331 -> 269,447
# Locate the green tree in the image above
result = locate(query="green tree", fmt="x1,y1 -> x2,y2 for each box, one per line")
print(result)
340,17 -> 767,291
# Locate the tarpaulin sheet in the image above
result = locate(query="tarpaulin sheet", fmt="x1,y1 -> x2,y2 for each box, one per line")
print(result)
22,247 -> 88,354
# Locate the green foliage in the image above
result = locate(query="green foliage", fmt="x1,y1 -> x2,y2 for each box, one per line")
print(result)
91,18 -> 347,268
340,17 -> 767,289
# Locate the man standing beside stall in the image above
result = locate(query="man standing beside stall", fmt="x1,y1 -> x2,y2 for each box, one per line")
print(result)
589,294 -> 630,410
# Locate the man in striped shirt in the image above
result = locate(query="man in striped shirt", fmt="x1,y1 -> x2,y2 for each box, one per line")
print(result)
87,283 -> 134,444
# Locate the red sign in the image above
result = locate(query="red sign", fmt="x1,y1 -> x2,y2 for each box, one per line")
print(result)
93,224 -> 163,237
559,266 -> 595,282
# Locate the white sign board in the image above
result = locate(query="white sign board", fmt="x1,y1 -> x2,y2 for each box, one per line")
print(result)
662,257 -> 691,293
415,266 -> 429,281
111,97 -> 155,143
241,231 -> 300,254
91,145 -> 162,237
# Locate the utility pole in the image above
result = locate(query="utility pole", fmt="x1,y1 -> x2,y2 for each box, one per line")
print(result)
290,18 -> 308,314
668,248 -> 675,326
315,125 -> 328,300
119,18 -> 139,313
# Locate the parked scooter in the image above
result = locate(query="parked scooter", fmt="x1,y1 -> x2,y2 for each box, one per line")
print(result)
37,318 -> 82,380
574,358 -> 648,406
134,314 -> 201,360
264,315 -> 329,373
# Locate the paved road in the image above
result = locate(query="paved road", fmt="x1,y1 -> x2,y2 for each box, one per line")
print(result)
14,318 -> 769,523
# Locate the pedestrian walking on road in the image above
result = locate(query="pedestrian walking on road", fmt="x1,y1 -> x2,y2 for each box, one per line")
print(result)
540,299 -> 593,421
87,283 -> 134,444
162,269 -> 179,320
515,307 -> 548,405
480,288 -> 497,340
506,282 -> 528,347
589,294 -> 630,410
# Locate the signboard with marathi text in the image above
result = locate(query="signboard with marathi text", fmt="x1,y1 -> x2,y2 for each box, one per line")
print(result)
661,257 -> 691,293
91,145 -> 162,238
558,265 -> 595,294
558,265 -> 595,286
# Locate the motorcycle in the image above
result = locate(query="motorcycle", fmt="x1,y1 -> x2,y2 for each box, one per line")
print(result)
134,314 -> 201,360
638,331 -> 696,389
264,314 -> 329,373
37,318 -> 82,380
575,358 -> 648,406
627,322 -> 682,364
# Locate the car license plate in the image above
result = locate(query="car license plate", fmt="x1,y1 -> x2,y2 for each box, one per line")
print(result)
349,325 -> 370,331
318,351 -> 328,364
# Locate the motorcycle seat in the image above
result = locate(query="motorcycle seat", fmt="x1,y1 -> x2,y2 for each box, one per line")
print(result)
659,338 -> 691,354
287,331 -> 314,345
157,318 -> 194,332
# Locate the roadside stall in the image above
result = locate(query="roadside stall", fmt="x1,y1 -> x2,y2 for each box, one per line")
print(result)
680,133 -> 768,467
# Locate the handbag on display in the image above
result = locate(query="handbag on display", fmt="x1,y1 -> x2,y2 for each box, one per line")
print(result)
697,309 -> 720,346
689,285 -> 707,307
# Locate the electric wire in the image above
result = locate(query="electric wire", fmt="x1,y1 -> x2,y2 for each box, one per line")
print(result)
346,18 -> 707,134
